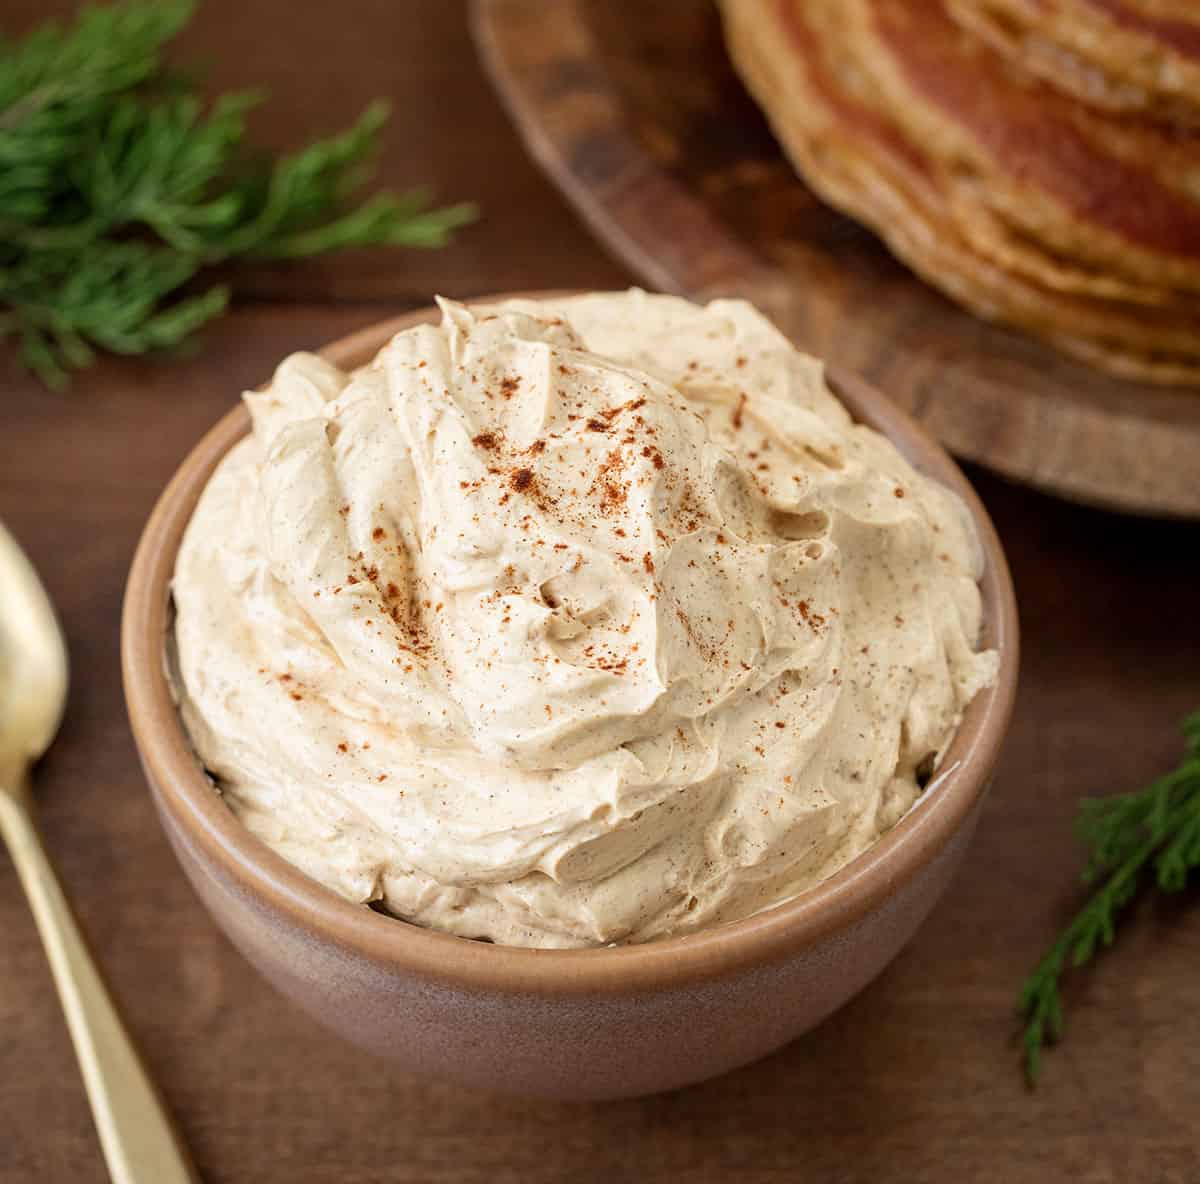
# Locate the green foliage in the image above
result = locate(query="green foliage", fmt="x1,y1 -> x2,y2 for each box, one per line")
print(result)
1018,712 -> 1200,1083
0,0 -> 476,387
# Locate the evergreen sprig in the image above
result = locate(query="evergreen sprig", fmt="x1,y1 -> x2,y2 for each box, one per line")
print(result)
1018,712 -> 1200,1083
0,0 -> 476,387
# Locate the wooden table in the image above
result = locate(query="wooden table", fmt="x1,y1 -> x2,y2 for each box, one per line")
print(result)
2,4 -> 1198,1182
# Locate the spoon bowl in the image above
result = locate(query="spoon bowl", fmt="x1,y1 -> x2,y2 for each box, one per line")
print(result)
0,522 -> 68,785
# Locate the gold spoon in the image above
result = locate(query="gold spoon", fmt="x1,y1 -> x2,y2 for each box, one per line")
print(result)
0,521 -> 199,1184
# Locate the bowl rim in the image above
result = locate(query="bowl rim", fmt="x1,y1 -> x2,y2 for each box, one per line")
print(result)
121,292 -> 1019,996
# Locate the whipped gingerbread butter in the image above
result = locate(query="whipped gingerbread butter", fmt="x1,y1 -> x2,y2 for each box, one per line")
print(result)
172,291 -> 998,948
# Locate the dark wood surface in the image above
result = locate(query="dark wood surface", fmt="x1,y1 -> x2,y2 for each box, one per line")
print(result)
2,3 -> 1199,1182
475,0 -> 1200,519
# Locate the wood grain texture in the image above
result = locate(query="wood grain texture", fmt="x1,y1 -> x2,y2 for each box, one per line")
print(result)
474,0 -> 1200,519
1,3 -> 1199,1182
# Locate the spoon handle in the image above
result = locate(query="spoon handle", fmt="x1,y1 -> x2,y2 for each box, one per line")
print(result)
0,786 -> 201,1184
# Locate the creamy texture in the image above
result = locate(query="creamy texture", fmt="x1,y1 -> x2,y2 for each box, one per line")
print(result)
173,291 -> 997,948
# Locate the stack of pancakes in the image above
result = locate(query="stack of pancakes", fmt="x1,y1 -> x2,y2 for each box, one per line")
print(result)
720,0 -> 1200,383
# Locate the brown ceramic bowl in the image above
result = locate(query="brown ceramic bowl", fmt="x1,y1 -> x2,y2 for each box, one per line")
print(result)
122,296 -> 1019,1100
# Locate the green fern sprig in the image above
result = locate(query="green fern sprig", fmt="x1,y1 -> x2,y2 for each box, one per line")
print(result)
1018,712 -> 1200,1083
0,0 -> 476,388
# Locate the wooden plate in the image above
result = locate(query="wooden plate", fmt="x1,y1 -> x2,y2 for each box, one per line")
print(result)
473,0 -> 1200,518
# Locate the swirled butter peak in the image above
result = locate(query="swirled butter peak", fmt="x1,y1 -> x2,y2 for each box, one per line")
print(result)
172,291 -> 997,947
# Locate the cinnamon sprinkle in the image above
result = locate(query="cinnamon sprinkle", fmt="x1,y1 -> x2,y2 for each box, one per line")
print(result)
797,600 -> 826,629
641,444 -> 665,470
591,447 -> 628,513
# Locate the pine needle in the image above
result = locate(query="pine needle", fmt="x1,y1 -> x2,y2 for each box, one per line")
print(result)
0,0 -> 476,387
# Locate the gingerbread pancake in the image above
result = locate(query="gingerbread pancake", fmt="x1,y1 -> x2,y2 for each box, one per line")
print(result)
719,0 -> 1200,384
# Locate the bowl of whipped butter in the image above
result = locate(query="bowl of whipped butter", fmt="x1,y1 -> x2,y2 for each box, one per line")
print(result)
123,290 -> 1018,1099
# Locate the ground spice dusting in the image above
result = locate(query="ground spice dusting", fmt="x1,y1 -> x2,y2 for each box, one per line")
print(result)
608,396 -> 646,423
641,444 -> 665,469
797,600 -> 826,629
591,447 -> 628,513
589,397 -> 648,434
